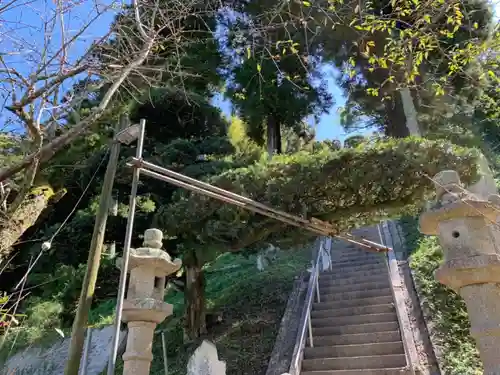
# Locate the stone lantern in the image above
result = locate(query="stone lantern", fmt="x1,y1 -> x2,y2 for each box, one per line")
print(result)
420,170 -> 500,375
117,228 -> 181,375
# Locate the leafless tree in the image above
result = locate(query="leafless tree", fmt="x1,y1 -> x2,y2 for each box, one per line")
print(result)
0,0 -> 222,259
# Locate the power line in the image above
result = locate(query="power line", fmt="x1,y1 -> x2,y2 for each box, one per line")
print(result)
14,149 -> 109,291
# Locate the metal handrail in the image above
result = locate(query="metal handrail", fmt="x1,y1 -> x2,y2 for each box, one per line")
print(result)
289,236 -> 327,375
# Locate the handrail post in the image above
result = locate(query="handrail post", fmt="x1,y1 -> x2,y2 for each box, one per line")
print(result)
315,272 -> 320,303
307,311 -> 314,348
328,237 -> 333,272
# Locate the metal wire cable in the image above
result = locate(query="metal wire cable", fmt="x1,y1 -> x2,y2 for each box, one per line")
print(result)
14,149 -> 109,291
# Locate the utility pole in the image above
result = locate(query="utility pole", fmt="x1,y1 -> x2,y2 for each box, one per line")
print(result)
400,88 -> 421,136
64,115 -> 127,375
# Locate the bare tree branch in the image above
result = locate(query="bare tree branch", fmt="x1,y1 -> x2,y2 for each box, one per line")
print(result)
0,0 -> 224,187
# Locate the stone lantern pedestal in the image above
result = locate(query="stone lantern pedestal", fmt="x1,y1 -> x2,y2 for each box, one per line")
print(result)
117,228 -> 181,375
420,170 -> 500,375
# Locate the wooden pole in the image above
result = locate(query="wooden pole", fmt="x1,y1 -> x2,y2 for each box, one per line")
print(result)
64,115 -> 127,375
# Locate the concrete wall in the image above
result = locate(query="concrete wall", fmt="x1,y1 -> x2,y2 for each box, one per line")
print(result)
1,325 -> 126,375
265,274 -> 307,375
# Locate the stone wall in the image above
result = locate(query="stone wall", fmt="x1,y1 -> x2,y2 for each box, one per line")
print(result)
384,220 -> 442,375
1,325 -> 127,375
265,273 -> 307,375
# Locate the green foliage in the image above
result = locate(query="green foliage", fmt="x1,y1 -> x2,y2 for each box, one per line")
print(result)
0,134 -> 28,190
157,138 -> 478,253
0,293 -> 26,337
0,299 -> 65,361
223,3 -> 332,151
226,54 -> 331,146
0,134 -> 24,170
25,259 -> 119,326
130,92 -> 228,147
315,0 -> 496,137
88,299 -> 117,327
404,221 -> 482,374
344,135 -> 366,148
227,117 -> 265,164
97,0 -> 223,103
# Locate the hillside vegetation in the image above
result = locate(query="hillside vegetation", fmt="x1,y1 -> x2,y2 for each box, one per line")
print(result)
0,248 -> 310,375
401,217 -> 482,375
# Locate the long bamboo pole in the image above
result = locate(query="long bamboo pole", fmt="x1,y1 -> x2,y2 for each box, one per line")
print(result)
126,158 -> 390,253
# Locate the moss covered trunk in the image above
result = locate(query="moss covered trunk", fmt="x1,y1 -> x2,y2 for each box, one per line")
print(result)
0,186 -> 55,261
184,250 -> 207,340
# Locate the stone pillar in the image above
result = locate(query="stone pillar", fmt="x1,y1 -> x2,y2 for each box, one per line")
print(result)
420,170 -> 500,375
118,228 -> 182,375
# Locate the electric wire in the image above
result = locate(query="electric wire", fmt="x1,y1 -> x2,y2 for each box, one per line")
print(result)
14,149 -> 110,291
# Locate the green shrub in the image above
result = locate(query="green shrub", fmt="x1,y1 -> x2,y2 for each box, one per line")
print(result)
0,300 -> 65,362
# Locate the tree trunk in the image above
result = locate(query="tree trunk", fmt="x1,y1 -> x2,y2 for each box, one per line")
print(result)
184,252 -> 206,341
275,122 -> 282,155
383,91 -> 410,138
266,115 -> 282,159
0,185 -> 55,261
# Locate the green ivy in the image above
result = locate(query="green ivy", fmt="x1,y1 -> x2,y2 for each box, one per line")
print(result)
405,220 -> 482,374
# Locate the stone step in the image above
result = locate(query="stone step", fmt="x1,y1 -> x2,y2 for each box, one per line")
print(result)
318,274 -> 390,287
312,312 -> 398,327
304,341 -> 405,358
329,258 -> 385,270
319,268 -> 388,281
308,330 -> 402,346
311,303 -> 395,319
320,288 -> 392,302
331,256 -> 386,266
319,280 -> 390,295
302,354 -> 407,372
301,367 -> 410,375
322,263 -> 387,275
313,295 -> 394,310
313,321 -> 399,336
332,248 -> 382,257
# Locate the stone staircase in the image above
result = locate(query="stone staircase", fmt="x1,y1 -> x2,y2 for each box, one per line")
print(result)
301,243 -> 410,375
